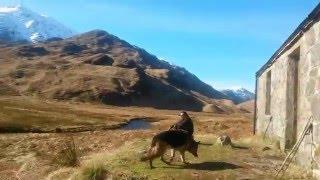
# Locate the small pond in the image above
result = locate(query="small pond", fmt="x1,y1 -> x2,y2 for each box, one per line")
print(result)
122,118 -> 152,130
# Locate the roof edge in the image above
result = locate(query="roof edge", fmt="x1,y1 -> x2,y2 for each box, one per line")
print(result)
256,3 -> 320,77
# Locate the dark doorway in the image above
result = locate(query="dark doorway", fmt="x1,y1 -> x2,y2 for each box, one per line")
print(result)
285,47 -> 300,149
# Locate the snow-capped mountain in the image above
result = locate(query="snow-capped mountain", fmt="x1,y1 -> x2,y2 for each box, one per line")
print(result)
0,5 -> 75,43
221,88 -> 255,104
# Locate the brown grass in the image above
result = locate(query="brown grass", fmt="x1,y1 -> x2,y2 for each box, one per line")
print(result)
0,96 -> 129,132
53,136 -> 79,167
75,161 -> 109,180
72,135 -> 312,179
0,94 -> 311,179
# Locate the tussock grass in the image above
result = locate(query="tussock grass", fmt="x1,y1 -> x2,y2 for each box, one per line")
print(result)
71,139 -> 147,180
55,134 -> 311,179
76,161 -> 108,180
74,135 -> 239,179
53,137 -> 79,167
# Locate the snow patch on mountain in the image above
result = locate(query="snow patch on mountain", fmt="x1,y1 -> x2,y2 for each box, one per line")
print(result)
25,20 -> 34,28
0,6 -> 19,13
0,5 -> 75,43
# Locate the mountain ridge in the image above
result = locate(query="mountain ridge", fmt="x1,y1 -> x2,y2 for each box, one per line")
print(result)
0,29 -> 238,112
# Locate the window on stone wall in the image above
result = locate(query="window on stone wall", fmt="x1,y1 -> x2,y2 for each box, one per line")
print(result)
265,70 -> 271,115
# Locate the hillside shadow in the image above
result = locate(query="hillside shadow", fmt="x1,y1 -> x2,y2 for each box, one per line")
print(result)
163,161 -> 241,171
184,161 -> 241,171
199,142 -> 213,146
231,144 -> 250,150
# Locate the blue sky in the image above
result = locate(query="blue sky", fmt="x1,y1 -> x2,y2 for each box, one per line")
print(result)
5,0 -> 320,91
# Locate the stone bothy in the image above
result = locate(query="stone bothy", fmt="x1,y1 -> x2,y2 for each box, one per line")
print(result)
254,3 -> 320,176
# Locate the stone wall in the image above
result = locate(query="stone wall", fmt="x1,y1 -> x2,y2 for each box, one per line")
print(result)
256,20 -> 320,175
256,55 -> 292,150
295,21 -> 320,172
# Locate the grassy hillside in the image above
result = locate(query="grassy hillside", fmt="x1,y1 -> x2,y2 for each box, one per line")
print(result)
0,30 -> 236,112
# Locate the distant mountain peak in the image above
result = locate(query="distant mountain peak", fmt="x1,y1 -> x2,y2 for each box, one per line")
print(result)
221,88 -> 254,104
0,5 -> 75,43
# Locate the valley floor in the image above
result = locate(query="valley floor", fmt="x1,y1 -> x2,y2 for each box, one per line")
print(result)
0,96 -> 312,179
